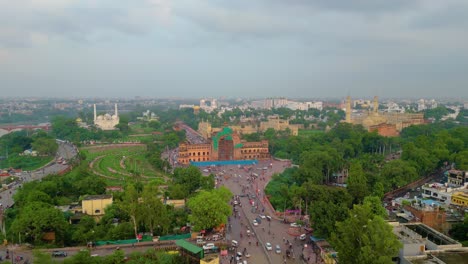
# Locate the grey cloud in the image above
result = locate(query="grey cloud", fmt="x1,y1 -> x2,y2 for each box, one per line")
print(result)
291,0 -> 418,13
410,4 -> 468,29
0,1 -> 168,48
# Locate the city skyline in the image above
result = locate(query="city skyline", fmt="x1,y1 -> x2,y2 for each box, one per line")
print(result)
1,0 -> 468,98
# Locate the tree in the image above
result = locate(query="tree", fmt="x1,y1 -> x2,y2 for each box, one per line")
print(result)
172,166 -> 203,194
187,187 -> 232,231
31,137 -> 58,156
71,216 -> 97,244
347,162 -> 368,204
380,160 -> 419,191
10,202 -> 68,245
141,185 -> 170,235
331,203 -> 401,264
363,196 -> 387,218
119,185 -> 141,240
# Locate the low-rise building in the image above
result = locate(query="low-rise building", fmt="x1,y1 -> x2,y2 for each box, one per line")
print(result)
446,170 -> 468,187
392,222 -> 464,264
421,183 -> 453,205
82,194 -> 113,217
451,192 -> 468,207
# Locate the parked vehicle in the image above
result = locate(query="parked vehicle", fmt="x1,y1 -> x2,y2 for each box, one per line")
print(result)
299,234 -> 307,241
203,243 -> 215,250
52,251 -> 67,257
265,242 -> 272,251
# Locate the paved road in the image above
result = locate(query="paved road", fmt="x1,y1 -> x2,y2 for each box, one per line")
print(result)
0,141 -> 78,208
0,141 -> 78,262
216,161 -> 318,264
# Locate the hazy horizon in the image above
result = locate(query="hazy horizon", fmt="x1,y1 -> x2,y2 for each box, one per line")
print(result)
1,1 -> 467,99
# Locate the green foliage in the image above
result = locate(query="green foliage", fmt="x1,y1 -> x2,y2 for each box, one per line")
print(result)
309,186 -> 353,238
71,216 -> 97,244
172,166 -> 204,195
347,162 -> 369,204
424,106 -> 454,121
10,202 -> 68,246
0,130 -> 55,170
331,203 -> 401,264
33,250 -> 56,264
141,185 -> 170,235
187,187 -> 232,231
449,214 -> 468,244
380,160 -> 419,191
31,136 -> 58,156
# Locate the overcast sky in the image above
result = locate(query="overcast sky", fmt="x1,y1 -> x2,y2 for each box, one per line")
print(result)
1,0 -> 467,99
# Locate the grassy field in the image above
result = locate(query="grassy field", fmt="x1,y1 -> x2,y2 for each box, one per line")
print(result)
0,154 -> 54,171
81,145 -> 166,185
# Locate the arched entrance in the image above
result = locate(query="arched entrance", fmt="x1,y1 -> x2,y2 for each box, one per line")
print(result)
218,137 -> 234,160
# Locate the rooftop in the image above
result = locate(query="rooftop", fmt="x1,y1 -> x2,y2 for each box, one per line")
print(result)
175,239 -> 203,255
405,224 -> 459,246
83,194 -> 113,200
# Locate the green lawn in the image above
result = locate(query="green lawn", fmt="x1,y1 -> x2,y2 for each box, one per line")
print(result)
81,145 -> 166,185
0,154 -> 54,171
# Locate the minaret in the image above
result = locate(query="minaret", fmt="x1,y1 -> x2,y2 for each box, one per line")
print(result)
114,103 -> 118,117
373,96 -> 379,114
345,96 -> 351,123
93,104 -> 97,121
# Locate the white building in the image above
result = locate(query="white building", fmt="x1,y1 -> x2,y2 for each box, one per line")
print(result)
94,104 -> 119,130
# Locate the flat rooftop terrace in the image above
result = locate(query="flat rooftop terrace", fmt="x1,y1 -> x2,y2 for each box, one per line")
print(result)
405,224 -> 459,246
410,252 -> 468,264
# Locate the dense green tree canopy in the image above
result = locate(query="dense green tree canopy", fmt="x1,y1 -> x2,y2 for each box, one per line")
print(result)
332,203 -> 401,264
187,187 -> 232,231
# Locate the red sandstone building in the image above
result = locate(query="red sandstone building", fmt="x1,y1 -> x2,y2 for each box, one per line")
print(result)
178,127 -> 270,165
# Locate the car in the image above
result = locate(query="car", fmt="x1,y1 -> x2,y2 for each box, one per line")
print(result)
255,217 -> 262,224
258,214 -> 266,219
299,234 -> 307,241
203,243 -> 215,250
231,240 -> 239,247
253,220 -> 258,226
265,242 -> 272,251
266,216 -> 272,221
290,222 -> 301,228
52,251 -> 67,257
275,245 -> 281,254
196,238 -> 206,244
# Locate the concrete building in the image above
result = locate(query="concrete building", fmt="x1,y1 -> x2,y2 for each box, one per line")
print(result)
451,192 -> 468,207
421,183 -> 453,205
93,104 -> 119,130
446,170 -> 468,187
392,222 -> 464,264
82,194 -> 113,217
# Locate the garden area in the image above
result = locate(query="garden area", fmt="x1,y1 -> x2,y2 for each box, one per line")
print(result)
81,145 -> 167,186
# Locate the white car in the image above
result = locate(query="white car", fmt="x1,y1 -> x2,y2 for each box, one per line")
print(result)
275,245 -> 281,254
203,243 -> 215,250
253,220 -> 258,226
299,234 -> 306,241
290,223 -> 301,228
265,242 -> 272,251
258,214 -> 266,219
